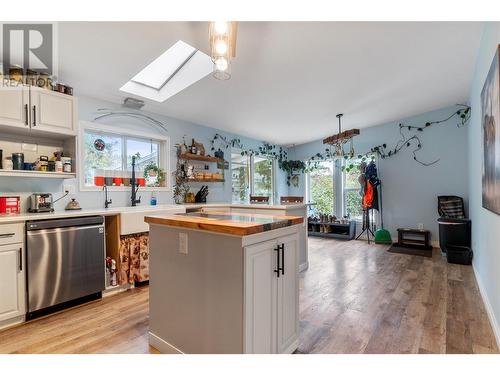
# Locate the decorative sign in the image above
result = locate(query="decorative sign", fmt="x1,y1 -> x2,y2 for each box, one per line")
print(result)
94,138 -> 106,152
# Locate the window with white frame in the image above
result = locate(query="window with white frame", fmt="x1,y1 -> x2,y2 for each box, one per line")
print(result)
306,156 -> 372,221
82,125 -> 168,190
230,150 -> 275,204
231,151 -> 250,204
342,158 -> 364,221
252,155 -> 274,202
306,160 -> 335,216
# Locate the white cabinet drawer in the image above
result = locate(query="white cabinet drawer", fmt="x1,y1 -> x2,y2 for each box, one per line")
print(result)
0,223 -> 24,245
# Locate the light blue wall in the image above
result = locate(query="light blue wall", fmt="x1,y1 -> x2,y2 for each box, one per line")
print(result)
0,95 -> 289,211
467,22 -> 500,343
289,105 -> 469,242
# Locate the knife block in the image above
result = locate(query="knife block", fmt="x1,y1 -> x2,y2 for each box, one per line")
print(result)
195,196 -> 207,203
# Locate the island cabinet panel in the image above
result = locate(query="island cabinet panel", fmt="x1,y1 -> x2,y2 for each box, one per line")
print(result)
244,240 -> 278,354
276,234 -> 299,353
148,224 -> 244,354
243,232 -> 299,354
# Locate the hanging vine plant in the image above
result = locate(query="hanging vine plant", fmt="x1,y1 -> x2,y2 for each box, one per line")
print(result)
279,160 -> 307,186
301,104 -> 471,172
368,104 -> 471,166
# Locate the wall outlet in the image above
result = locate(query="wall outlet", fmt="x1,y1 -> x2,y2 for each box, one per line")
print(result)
179,233 -> 188,254
22,143 -> 37,152
418,223 -> 424,230
63,184 -> 76,194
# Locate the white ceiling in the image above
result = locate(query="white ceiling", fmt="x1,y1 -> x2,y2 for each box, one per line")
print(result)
58,22 -> 483,145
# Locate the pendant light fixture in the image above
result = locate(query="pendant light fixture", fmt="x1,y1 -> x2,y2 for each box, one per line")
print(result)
323,114 -> 360,157
208,21 -> 237,80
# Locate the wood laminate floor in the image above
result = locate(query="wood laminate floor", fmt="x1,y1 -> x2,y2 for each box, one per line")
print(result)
0,238 -> 497,354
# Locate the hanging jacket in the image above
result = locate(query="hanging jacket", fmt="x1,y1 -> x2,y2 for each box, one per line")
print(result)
363,180 -> 375,208
365,161 -> 381,187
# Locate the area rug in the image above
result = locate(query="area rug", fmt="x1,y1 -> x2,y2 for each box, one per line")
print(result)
387,244 -> 432,258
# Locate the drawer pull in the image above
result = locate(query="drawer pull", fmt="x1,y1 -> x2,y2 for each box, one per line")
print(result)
0,233 -> 15,238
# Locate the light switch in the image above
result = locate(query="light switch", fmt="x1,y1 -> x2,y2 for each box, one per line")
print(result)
179,233 -> 188,254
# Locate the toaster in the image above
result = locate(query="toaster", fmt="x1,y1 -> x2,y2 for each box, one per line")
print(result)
28,193 -> 54,213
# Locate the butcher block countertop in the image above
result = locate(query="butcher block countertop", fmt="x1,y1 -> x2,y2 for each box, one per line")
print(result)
144,211 -> 304,236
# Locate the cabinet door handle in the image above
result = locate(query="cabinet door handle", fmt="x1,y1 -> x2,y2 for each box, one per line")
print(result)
32,105 -> 36,126
274,246 -> 280,278
0,233 -> 15,238
19,248 -> 22,271
279,243 -> 285,275
24,104 -> 29,126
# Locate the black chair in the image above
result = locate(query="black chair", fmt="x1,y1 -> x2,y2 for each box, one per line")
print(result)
437,195 -> 472,259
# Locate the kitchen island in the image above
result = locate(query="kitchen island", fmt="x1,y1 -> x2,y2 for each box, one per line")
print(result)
144,211 -> 303,354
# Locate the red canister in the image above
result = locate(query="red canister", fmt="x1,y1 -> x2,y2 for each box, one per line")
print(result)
94,176 -> 105,186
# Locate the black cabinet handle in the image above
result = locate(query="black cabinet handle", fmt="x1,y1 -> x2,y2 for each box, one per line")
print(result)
19,248 -> 22,271
24,104 -> 28,125
274,246 -> 280,278
279,243 -> 285,275
0,233 -> 15,238
32,105 -> 36,126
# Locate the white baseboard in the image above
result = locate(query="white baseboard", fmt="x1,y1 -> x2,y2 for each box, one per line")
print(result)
0,315 -> 24,332
282,339 -> 299,354
149,332 -> 184,354
472,264 -> 500,348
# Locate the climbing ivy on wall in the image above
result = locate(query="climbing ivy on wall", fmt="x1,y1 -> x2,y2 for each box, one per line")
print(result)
208,105 -> 471,186
303,104 -> 472,172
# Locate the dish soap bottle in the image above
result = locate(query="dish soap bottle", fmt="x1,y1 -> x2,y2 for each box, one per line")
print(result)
150,192 -> 157,206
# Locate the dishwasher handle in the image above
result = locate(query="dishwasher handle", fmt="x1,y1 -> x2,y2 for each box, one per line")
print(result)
26,224 -> 104,236
26,216 -> 104,231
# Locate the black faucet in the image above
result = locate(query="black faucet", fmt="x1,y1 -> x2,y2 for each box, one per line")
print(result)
103,185 -> 112,208
130,156 -> 141,206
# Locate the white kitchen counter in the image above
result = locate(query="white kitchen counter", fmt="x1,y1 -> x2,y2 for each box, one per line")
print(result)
183,203 -> 311,210
0,202 -> 311,223
0,204 -> 183,223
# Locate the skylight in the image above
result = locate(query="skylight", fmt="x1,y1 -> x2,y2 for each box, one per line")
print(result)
120,40 -> 213,102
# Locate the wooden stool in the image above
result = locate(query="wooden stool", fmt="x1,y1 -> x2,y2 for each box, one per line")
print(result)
397,228 -> 432,250
250,195 -> 269,204
280,196 -> 304,204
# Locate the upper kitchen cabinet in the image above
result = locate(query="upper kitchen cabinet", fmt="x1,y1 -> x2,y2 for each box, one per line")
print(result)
0,87 -> 30,129
0,86 -> 77,138
29,87 -> 77,135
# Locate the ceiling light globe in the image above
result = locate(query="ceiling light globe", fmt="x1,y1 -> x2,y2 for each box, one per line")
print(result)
213,21 -> 229,35
215,57 -> 228,72
215,40 -> 228,55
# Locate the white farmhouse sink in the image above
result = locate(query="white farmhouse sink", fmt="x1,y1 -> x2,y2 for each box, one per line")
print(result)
119,205 -> 185,235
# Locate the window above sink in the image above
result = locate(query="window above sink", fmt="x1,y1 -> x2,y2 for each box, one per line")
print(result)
79,121 -> 170,192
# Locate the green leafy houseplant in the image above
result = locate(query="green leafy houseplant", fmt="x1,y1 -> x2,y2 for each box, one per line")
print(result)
279,159 -> 307,187
143,163 -> 164,187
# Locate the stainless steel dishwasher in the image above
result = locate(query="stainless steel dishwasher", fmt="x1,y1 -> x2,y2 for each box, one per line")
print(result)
26,216 -> 105,320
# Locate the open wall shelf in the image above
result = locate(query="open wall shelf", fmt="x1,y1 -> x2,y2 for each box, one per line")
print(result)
178,153 -> 222,163
0,170 -> 76,179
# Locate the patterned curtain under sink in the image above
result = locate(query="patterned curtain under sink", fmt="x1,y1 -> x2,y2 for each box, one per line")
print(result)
119,232 -> 149,285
